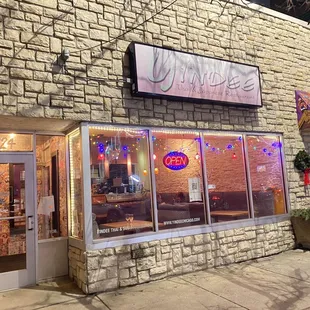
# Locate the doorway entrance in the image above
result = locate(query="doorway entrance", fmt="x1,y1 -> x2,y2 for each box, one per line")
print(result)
0,154 -> 35,291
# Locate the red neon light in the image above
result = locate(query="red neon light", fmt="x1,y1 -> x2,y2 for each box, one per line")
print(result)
163,152 -> 189,170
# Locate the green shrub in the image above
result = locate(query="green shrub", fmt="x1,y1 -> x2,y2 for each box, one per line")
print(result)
291,208 -> 310,221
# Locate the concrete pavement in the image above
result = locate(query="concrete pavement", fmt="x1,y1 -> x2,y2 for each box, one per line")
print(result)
1,250 -> 310,310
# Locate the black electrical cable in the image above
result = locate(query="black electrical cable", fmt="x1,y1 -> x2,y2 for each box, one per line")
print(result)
70,0 -> 179,56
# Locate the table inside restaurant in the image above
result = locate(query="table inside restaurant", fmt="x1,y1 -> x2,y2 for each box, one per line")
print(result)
100,220 -> 153,229
210,210 -> 249,222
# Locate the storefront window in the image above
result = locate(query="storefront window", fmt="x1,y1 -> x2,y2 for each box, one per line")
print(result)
66,125 -> 288,242
36,135 -> 67,240
204,134 -> 249,223
89,127 -> 153,238
152,131 -> 206,229
68,129 -> 83,239
247,135 -> 286,217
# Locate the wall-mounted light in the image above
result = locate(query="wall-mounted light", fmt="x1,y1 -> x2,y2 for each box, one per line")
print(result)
60,48 -> 70,62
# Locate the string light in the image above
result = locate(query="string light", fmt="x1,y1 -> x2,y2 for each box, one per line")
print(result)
152,129 -> 200,135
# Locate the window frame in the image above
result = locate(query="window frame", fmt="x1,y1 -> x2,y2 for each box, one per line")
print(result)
69,123 -> 290,250
245,134 -> 289,217
152,129 -> 208,229
203,132 -> 251,223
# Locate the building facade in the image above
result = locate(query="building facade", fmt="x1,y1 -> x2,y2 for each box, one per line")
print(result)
0,0 -> 308,293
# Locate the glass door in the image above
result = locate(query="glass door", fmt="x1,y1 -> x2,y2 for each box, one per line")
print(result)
0,154 -> 35,291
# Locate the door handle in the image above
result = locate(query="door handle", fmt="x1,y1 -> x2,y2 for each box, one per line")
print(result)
27,216 -> 34,231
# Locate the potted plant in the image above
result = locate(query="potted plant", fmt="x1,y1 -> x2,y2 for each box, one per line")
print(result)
291,208 -> 310,249
291,150 -> 310,249
294,150 -> 310,185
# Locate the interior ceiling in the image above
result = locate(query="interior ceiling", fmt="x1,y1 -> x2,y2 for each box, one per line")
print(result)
36,135 -> 60,147
0,116 -> 76,133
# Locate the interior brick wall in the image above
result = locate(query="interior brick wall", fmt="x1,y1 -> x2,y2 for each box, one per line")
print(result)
154,134 -> 284,195
154,135 -> 203,194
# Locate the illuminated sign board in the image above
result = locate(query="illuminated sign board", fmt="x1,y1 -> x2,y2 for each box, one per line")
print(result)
163,152 -> 189,171
295,90 -> 310,130
129,42 -> 262,107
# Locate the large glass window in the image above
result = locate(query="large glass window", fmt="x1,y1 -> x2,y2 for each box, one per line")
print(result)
152,131 -> 206,229
67,126 -> 288,242
89,127 -> 153,238
68,129 -> 83,239
204,134 -> 249,223
247,135 -> 286,217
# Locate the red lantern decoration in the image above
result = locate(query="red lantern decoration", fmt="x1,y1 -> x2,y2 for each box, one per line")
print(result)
98,154 -> 104,160
304,168 -> 310,186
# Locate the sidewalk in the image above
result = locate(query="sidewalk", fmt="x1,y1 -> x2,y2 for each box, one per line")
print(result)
1,250 -> 310,310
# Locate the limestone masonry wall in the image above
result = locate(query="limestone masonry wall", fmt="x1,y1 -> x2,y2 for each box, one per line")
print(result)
0,0 -> 308,209
69,220 -> 294,293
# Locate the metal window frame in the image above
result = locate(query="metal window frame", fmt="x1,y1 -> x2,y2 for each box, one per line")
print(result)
81,123 -> 92,245
67,126 -> 85,245
148,129 -> 159,232
243,134 -> 255,218
200,133 -> 211,225
279,135 -> 291,213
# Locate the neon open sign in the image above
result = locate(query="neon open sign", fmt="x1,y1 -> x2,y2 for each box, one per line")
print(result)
163,151 -> 189,170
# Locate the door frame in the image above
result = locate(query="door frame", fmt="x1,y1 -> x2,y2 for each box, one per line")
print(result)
0,153 -> 36,291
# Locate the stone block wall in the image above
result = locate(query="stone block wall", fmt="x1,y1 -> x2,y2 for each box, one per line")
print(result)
68,245 -> 87,292
0,0 -> 309,209
69,220 -> 294,293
